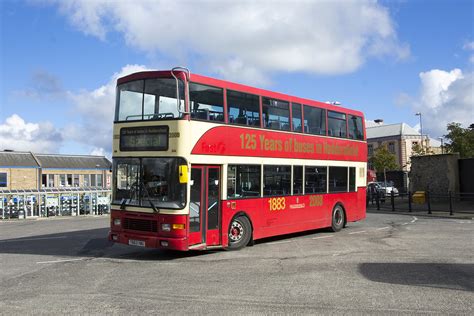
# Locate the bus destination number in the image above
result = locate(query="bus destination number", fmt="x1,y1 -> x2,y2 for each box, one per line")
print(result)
240,133 -> 257,150
309,195 -> 323,207
268,197 -> 286,211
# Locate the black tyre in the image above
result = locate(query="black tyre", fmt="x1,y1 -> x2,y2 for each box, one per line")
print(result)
227,216 -> 252,250
330,204 -> 345,232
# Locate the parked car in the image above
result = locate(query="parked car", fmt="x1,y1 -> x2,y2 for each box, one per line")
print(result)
378,182 -> 399,196
367,182 -> 386,203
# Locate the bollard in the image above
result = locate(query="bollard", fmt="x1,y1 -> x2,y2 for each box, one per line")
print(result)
427,190 -> 432,214
391,190 -> 395,211
408,191 -> 412,212
449,191 -> 453,216
376,191 -> 380,210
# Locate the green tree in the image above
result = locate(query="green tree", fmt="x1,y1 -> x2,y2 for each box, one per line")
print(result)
444,122 -> 474,158
369,146 -> 399,172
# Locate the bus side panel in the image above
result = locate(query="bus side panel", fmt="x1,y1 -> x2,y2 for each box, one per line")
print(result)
221,190 -> 366,246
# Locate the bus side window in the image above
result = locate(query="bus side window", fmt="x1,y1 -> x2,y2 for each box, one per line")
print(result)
189,82 -> 224,122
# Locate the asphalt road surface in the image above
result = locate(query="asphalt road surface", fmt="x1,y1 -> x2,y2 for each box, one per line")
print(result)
0,213 -> 473,315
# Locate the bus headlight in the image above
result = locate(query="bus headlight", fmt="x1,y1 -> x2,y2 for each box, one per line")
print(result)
113,218 -> 121,226
162,223 -> 171,232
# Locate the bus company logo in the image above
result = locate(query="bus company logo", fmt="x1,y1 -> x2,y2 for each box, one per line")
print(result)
201,141 -> 225,153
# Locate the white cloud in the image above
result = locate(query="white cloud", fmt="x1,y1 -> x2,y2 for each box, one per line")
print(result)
63,64 -> 149,156
463,41 -> 474,64
46,0 -> 409,85
408,69 -> 474,137
0,114 -> 63,153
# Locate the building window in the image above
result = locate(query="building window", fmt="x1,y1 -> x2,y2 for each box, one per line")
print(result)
227,90 -> 260,127
0,173 -> 7,187
227,165 -> 261,198
48,174 -> 55,187
388,142 -> 395,154
73,175 -> 79,187
83,175 -> 90,187
262,98 -> 290,131
368,144 -> 374,156
59,174 -> 66,186
91,174 -> 97,187
189,82 -> 224,122
67,174 -> 73,186
263,165 -> 291,196
97,174 -> 103,187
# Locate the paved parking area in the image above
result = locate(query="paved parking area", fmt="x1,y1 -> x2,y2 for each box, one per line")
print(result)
0,213 -> 473,314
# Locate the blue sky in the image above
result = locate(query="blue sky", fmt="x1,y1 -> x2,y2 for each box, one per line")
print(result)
1,0 -> 473,157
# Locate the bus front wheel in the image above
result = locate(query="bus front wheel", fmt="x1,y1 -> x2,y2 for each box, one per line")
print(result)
227,216 -> 252,250
330,204 -> 345,232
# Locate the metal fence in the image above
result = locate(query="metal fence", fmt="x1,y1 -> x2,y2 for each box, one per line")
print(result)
0,188 -> 112,220
367,191 -> 474,216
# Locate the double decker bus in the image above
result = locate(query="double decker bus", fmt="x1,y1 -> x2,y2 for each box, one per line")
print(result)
109,67 -> 367,251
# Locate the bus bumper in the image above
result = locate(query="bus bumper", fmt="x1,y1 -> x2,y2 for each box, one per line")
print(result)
108,231 -> 188,251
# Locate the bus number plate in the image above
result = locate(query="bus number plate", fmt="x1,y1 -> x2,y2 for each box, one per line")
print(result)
128,239 -> 145,247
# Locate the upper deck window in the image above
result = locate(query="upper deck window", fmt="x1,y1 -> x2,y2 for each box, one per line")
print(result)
328,111 -> 347,138
189,82 -> 224,122
115,78 -> 184,122
348,115 -> 364,140
304,105 -> 326,135
227,90 -> 260,127
262,98 -> 290,131
291,103 -> 303,132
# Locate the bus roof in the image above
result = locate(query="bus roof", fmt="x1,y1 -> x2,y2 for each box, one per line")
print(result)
117,70 -> 365,118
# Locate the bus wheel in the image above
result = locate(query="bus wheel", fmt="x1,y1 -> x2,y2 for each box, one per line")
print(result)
228,216 -> 252,250
330,204 -> 345,232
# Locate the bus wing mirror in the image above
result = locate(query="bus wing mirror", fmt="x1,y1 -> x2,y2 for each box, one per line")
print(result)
179,165 -> 188,184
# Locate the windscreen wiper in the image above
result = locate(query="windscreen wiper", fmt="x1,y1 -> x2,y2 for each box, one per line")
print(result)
146,198 -> 160,214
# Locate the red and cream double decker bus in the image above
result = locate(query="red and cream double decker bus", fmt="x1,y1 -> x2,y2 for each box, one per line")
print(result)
109,67 -> 367,250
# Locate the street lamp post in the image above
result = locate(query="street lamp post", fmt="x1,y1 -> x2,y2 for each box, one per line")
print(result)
415,112 -> 423,152
438,137 -> 444,154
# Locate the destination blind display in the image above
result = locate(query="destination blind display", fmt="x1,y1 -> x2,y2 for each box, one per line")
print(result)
120,126 -> 169,151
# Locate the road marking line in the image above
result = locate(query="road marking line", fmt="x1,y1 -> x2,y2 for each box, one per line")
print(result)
411,216 -> 418,223
376,226 -> 390,230
348,231 -> 366,235
36,258 -> 85,264
0,236 -> 67,243
311,235 -> 334,240
402,223 -> 409,225
266,240 -> 292,245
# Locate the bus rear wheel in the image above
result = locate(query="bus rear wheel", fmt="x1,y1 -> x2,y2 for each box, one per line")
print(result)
330,204 -> 345,232
227,216 -> 252,250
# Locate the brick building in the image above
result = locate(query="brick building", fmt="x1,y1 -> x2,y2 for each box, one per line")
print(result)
0,151 -> 112,219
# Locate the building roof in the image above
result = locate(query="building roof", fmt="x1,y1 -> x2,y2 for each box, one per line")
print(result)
0,151 -> 39,168
366,123 -> 420,139
0,151 -> 111,170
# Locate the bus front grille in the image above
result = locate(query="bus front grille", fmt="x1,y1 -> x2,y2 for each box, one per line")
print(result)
124,218 -> 158,233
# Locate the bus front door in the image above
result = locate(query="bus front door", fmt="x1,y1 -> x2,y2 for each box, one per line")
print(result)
189,166 -> 221,247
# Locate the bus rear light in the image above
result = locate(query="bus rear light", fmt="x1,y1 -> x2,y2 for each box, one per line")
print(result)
172,223 -> 185,230
162,223 -> 171,232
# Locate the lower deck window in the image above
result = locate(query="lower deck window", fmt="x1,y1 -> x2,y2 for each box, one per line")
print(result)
329,167 -> 348,192
227,165 -> 261,198
263,165 -> 291,196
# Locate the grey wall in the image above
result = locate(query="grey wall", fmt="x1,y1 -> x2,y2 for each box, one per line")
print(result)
409,153 -> 460,194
